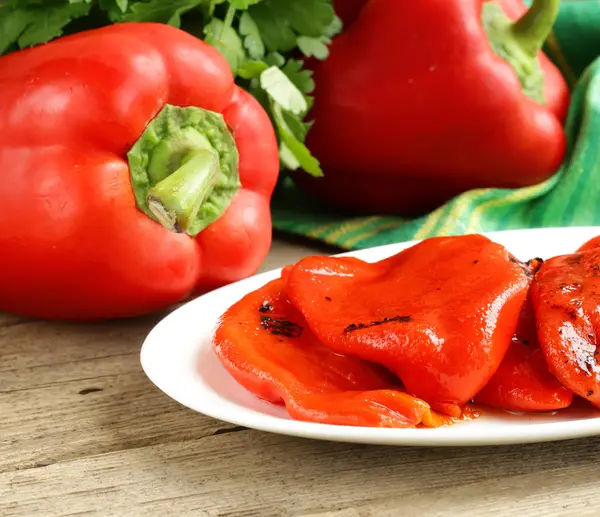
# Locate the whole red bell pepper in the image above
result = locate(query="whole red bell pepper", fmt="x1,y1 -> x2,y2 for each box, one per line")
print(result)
0,23 -> 279,321
284,235 -> 530,415
214,277 -> 461,428
299,0 -> 569,215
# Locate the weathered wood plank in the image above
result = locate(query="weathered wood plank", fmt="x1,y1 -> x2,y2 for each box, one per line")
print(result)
0,315 -> 164,389
0,366 -> 238,473
1,432 -> 600,517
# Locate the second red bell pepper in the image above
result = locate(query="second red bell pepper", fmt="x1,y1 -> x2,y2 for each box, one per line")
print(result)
299,0 -> 569,215
0,23 -> 279,321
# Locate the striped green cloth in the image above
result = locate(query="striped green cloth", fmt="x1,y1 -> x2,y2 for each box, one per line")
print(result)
271,0 -> 600,250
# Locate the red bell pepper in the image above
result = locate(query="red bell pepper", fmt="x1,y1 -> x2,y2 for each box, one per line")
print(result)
531,248 -> 600,408
299,0 -> 569,215
0,23 -> 279,321
284,235 -> 530,415
334,0 -> 368,27
475,294 -> 573,412
214,277 -> 462,428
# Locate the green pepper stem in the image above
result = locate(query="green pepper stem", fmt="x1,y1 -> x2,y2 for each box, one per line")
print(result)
147,149 -> 221,233
511,0 -> 560,57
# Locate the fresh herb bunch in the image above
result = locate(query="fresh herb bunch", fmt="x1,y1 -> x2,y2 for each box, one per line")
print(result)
0,0 -> 342,176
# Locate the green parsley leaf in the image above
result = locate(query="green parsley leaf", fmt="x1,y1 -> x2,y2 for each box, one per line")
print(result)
121,0 -> 204,27
248,2 -> 295,53
297,35 -> 329,60
238,11 -> 264,60
264,51 -> 285,68
260,66 -> 307,115
272,104 -> 322,177
229,0 -> 262,9
204,17 -> 246,74
248,0 -> 335,53
9,2 -> 92,51
98,0 -> 129,21
281,59 -> 315,95
296,16 -> 342,60
237,59 -> 268,80
0,7 -> 32,54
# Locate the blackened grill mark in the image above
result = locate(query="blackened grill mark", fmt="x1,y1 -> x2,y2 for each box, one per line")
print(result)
344,315 -> 412,333
566,254 -> 583,265
550,304 -> 577,320
258,303 -> 274,313
325,296 -> 332,301
260,316 -> 303,338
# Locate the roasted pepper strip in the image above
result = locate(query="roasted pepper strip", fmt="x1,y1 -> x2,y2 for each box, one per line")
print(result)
577,236 -> 600,252
285,235 -> 530,415
213,278 -> 458,428
531,249 -> 600,407
475,294 -> 573,412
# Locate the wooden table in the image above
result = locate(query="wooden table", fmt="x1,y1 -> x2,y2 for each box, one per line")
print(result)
2,237 -> 600,517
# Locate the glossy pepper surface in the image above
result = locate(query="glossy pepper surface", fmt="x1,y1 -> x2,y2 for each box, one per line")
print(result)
284,235 -> 530,415
333,0 -> 368,27
577,236 -> 600,252
0,23 -> 279,321
299,0 -> 569,215
531,248 -> 600,408
475,295 -> 573,411
213,278 -> 458,428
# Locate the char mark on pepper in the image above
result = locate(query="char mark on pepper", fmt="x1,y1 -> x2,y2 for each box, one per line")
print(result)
344,315 -> 412,333
260,315 -> 303,338
566,254 -> 583,265
258,303 -> 274,313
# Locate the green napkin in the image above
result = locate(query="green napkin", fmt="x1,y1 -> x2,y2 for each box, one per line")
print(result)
271,0 -> 600,250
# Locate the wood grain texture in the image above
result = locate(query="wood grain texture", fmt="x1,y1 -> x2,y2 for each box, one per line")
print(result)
2,431 -> 600,516
2,238 -> 600,517
0,313 -> 239,473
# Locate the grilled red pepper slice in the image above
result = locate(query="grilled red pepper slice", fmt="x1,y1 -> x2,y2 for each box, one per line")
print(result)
213,277 -> 460,428
577,236 -> 600,252
531,249 -> 600,408
475,295 -> 573,412
0,23 -> 279,321
285,235 -> 529,415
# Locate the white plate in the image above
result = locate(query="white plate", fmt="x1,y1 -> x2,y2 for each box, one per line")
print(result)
141,227 -> 600,447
